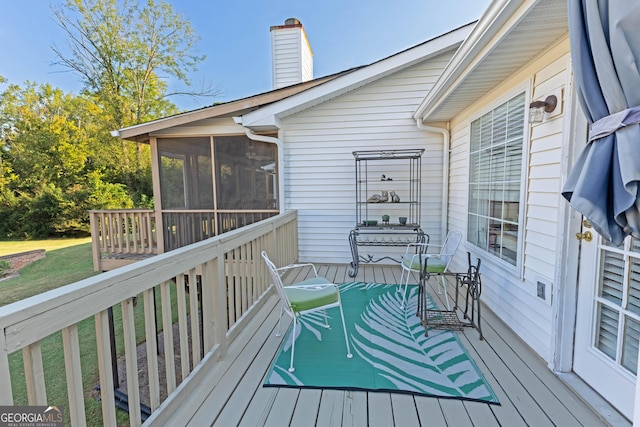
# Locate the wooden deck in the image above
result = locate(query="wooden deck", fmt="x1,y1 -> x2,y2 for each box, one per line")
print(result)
152,263 -> 622,426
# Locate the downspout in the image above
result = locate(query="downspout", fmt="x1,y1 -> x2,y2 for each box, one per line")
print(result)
233,118 -> 285,213
416,118 -> 450,236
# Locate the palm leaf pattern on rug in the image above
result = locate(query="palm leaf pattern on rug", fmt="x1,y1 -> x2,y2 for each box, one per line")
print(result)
347,283 -> 495,400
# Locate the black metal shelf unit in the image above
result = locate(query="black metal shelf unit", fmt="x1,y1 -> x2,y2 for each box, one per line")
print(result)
348,149 -> 425,277
353,149 -> 424,227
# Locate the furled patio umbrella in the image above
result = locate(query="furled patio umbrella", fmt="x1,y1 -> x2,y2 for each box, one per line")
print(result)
561,0 -> 640,245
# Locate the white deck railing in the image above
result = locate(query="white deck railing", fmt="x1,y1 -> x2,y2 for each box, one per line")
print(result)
0,211 -> 298,426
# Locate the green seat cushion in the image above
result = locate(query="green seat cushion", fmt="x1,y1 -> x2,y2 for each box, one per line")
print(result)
294,276 -> 332,286
402,254 -> 427,270
401,255 -> 446,273
425,258 -> 446,273
285,284 -> 339,312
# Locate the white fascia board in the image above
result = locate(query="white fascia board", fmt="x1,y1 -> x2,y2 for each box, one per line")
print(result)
240,23 -> 474,129
414,0 -> 536,121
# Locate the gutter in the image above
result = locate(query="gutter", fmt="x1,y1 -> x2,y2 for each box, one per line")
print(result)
416,118 -> 449,236
233,117 -> 285,213
413,0 -> 517,120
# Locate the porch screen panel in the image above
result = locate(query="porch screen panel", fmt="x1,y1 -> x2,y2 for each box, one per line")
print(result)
159,154 -> 186,209
158,137 -> 213,209
214,136 -> 277,210
467,92 -> 525,265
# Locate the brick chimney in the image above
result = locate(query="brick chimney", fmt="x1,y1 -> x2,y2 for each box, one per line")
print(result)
270,18 -> 313,89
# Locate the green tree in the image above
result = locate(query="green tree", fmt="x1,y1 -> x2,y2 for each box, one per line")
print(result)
52,0 -> 210,128
51,0 -> 217,200
0,82 -> 134,237
0,2 -> 215,237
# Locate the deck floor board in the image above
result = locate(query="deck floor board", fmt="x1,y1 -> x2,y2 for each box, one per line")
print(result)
341,391 -> 368,427
160,264 -> 617,426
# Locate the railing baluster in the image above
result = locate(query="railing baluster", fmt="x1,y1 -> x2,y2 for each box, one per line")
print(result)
241,243 -> 249,314
107,214 -> 115,255
175,274 -> 190,381
250,239 -> 258,306
200,259 -> 216,353
121,298 -> 141,426
100,212 -> 108,253
23,342 -> 47,405
214,252 -> 229,356
187,269 -> 201,366
94,310 -> 117,426
226,250 -> 237,326
124,212 -> 131,253
160,281 -> 177,394
62,324 -> 86,427
144,288 -> 160,411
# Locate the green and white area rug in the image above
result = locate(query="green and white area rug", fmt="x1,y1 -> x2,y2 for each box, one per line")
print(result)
264,282 -> 499,404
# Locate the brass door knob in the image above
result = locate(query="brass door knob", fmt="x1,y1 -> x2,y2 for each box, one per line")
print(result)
576,231 -> 593,242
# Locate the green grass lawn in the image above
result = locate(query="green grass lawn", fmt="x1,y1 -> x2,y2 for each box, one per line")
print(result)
0,237 -> 92,257
0,241 -> 98,306
1,239 -> 179,426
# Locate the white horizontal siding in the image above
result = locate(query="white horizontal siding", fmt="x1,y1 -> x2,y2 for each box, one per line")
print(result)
444,43 -> 571,362
282,53 -> 455,264
271,27 -> 312,88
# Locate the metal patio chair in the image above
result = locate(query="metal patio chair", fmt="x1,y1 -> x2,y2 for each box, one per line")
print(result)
400,230 -> 462,310
261,251 -> 352,372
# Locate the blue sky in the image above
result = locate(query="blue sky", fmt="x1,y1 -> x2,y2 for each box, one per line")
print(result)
1,0 -> 492,112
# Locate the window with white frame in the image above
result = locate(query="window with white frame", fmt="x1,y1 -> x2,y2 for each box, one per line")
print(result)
467,92 -> 526,266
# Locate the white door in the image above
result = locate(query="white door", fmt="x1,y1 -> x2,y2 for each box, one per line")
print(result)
574,223 -> 640,420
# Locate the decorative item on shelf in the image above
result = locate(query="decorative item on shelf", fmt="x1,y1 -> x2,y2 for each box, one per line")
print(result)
380,174 -> 393,181
362,219 -> 378,226
381,214 -> 390,224
399,216 -> 407,225
367,190 -> 389,203
389,191 -> 400,203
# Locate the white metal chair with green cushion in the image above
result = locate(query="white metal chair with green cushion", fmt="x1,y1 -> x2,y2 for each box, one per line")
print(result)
399,230 -> 462,309
261,251 -> 353,372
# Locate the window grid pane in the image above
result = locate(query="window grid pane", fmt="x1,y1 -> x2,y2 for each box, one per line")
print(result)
595,303 -> 619,361
468,92 -> 525,265
629,255 -> 640,315
599,250 -> 624,306
622,316 -> 640,375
